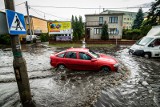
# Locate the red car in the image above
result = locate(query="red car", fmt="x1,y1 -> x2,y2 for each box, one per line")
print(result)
50,48 -> 119,72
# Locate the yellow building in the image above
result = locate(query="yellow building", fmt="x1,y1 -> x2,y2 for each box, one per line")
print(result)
20,15 -> 48,42
25,15 -> 48,35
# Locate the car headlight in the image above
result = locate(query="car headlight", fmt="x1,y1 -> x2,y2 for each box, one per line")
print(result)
114,63 -> 119,67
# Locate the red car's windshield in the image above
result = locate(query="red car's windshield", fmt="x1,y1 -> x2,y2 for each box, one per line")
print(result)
88,50 -> 99,58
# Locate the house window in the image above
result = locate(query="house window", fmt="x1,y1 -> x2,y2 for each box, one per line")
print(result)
99,17 -> 103,25
94,28 -> 102,34
109,28 -> 118,35
109,16 -> 118,23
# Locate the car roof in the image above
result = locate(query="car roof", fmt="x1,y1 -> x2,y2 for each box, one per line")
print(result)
66,48 -> 89,52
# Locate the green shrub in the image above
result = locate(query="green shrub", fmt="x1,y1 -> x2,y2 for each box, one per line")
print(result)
49,34 -> 56,40
122,29 -> 141,40
40,33 -> 49,42
0,34 -> 11,45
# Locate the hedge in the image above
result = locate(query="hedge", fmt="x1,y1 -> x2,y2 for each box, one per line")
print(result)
0,34 -> 11,45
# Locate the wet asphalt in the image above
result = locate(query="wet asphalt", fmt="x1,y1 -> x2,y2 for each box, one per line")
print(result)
0,43 -> 160,107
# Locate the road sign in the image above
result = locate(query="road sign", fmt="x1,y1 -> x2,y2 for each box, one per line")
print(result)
6,9 -> 26,35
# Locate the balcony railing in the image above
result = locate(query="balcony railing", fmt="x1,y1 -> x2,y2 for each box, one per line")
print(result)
86,21 -> 104,26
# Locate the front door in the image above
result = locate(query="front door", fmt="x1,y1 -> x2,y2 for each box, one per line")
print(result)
86,28 -> 90,40
76,52 -> 97,71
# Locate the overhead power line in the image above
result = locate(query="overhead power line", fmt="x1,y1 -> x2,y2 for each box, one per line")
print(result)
30,7 -> 70,20
15,2 -> 26,6
30,5 -> 151,10
28,5 -> 151,21
30,8 -> 44,17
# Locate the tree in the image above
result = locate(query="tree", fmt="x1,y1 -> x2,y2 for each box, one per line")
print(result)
79,16 -> 84,39
71,15 -> 84,41
140,20 -> 152,36
147,0 -> 160,25
101,22 -> 109,40
132,8 -> 144,29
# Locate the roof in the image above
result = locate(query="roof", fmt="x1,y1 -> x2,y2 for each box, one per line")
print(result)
48,20 -> 71,22
146,25 -> 160,37
66,48 -> 89,52
102,10 -> 137,14
85,13 -> 124,16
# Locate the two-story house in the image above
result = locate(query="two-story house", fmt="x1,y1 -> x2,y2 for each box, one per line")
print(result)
85,12 -> 123,40
101,10 -> 137,29
85,10 -> 139,40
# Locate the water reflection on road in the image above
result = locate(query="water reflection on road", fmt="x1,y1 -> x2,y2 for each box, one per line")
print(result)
94,46 -> 160,107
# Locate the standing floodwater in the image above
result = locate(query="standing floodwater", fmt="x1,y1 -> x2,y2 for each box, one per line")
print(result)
0,44 -> 160,107
94,47 -> 160,107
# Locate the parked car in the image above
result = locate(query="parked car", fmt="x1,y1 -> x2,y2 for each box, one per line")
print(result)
26,35 -> 38,43
50,48 -> 119,72
129,26 -> 160,58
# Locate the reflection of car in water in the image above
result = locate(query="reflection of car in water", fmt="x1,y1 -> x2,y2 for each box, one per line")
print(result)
50,48 -> 119,72
129,26 -> 160,58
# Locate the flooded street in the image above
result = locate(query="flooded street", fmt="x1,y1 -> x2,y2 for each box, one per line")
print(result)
0,44 -> 160,107
94,47 -> 160,107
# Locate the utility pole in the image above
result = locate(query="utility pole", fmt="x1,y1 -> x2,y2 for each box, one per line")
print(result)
25,1 -> 33,42
4,0 -> 35,107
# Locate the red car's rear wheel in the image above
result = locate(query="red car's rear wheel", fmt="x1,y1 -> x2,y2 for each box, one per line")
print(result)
57,64 -> 66,70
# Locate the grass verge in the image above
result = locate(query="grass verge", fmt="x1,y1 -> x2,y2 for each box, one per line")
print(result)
49,43 -> 115,48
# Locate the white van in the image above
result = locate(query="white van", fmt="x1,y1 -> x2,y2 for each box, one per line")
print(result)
129,26 -> 160,58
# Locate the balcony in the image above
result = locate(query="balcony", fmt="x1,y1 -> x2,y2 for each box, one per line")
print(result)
86,21 -> 104,27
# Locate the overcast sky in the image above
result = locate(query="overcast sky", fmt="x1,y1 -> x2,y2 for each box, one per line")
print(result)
0,0 -> 155,21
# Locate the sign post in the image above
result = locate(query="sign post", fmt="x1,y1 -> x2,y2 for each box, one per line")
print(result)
116,28 -> 119,46
4,0 -> 35,107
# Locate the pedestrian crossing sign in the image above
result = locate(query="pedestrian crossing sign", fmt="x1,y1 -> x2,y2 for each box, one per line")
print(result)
6,9 -> 26,35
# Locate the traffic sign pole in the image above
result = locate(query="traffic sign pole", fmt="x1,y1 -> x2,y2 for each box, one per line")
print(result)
4,0 -> 35,107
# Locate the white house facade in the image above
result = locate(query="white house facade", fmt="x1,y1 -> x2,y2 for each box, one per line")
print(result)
85,13 -> 123,40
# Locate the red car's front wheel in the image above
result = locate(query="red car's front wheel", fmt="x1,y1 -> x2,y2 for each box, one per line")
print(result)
100,66 -> 111,73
